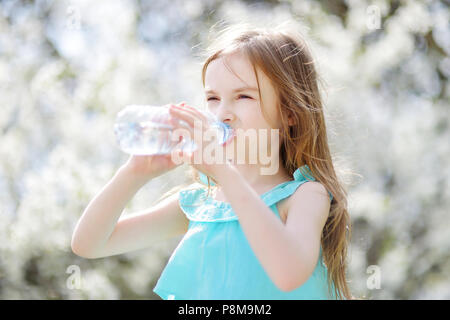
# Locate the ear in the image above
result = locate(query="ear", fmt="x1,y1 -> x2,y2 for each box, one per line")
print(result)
287,111 -> 295,126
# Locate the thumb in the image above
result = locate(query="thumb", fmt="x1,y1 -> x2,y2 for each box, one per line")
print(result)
171,149 -> 192,165
181,150 -> 194,165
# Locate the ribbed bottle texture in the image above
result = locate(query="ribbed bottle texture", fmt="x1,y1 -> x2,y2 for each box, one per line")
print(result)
114,105 -> 233,155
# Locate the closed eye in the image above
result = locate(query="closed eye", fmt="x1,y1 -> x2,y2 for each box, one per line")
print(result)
206,95 -> 252,101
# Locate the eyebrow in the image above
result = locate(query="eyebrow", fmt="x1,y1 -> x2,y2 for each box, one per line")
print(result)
204,86 -> 259,95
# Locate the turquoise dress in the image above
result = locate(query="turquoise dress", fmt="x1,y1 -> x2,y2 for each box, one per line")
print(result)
153,164 -> 336,300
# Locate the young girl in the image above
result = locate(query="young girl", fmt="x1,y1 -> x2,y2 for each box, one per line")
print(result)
71,22 -> 352,300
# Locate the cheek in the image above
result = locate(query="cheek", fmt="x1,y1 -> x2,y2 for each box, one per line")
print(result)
265,109 -> 283,129
256,102 -> 280,128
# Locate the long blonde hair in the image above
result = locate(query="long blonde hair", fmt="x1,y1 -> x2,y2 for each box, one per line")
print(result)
154,21 -> 353,299
192,22 -> 353,300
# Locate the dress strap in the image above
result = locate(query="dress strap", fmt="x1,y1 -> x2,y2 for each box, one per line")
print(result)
261,165 -> 334,205
197,165 -> 334,203
261,179 -> 311,207
180,165 -> 332,223
199,170 -> 216,186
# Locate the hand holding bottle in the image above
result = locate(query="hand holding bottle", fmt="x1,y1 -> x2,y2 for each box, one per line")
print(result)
114,102 -> 232,156
168,103 -> 236,183
117,102 -> 188,182
114,101 -> 234,182
120,152 -> 182,182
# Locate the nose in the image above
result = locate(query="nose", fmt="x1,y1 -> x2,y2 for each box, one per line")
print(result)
216,103 -> 235,125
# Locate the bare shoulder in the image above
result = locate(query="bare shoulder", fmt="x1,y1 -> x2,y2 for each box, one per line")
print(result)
279,181 -> 330,224
290,181 -> 329,202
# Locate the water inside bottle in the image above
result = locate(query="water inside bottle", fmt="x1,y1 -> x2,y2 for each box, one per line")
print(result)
114,105 -> 233,156
114,120 -> 197,155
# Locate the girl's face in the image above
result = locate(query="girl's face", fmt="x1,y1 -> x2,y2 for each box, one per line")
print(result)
204,51 -> 282,162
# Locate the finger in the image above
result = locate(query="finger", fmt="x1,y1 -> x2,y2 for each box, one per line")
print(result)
173,103 -> 209,123
173,106 -> 221,147
170,119 -> 196,151
170,106 -> 206,135
169,149 -> 186,166
170,109 -> 194,135
170,106 -> 214,152
181,104 -> 209,123
179,107 -> 214,144
179,150 -> 193,165
169,105 -> 196,127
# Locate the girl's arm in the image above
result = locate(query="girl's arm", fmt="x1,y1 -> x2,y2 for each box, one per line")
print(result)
215,164 -> 330,292
71,166 -> 189,259
71,166 -> 146,258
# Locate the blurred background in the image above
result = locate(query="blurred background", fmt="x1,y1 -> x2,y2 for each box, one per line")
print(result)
0,0 -> 448,299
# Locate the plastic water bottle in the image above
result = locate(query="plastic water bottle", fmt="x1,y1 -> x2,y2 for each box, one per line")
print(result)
113,104 -> 234,155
